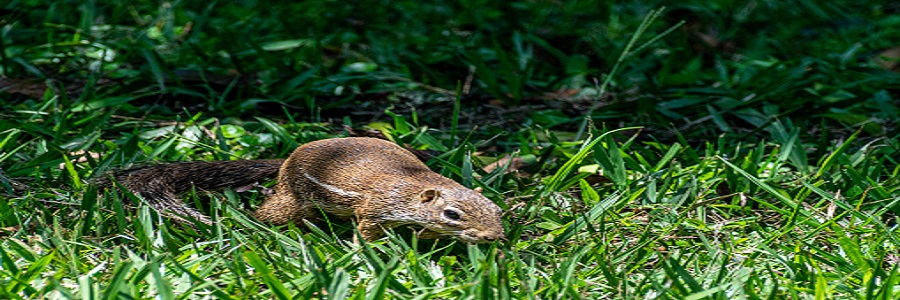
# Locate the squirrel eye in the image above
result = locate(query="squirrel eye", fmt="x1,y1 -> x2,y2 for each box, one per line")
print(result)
443,209 -> 461,220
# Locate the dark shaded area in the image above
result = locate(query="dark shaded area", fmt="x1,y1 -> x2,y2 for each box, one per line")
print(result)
1,0 -> 898,148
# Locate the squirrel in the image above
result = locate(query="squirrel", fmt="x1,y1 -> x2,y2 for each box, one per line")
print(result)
102,137 -> 505,243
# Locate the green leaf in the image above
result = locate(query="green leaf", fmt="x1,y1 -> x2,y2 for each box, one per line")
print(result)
261,39 -> 313,51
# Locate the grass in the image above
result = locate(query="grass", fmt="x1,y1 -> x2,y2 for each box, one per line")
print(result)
2,0 -> 900,299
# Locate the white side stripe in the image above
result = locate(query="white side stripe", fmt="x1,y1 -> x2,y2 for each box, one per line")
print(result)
303,172 -> 363,197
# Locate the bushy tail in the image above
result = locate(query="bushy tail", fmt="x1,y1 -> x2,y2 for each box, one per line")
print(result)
99,159 -> 284,224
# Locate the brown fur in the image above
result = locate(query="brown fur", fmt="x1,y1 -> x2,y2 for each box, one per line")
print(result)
103,137 -> 505,243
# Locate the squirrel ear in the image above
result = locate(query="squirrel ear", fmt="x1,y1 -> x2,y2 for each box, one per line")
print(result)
419,189 -> 441,203
474,187 -> 483,194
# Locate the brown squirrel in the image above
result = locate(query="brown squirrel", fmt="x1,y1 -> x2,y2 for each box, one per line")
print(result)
104,137 -> 505,243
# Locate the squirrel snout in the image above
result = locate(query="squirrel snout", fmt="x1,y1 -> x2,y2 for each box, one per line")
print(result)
476,231 -> 506,243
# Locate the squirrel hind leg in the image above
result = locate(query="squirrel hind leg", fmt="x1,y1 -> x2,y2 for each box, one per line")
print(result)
254,189 -> 318,226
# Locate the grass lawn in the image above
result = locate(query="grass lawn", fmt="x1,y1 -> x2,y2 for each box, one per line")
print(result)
1,0 -> 899,298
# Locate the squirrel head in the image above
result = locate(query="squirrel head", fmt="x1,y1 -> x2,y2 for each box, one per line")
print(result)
416,187 -> 505,243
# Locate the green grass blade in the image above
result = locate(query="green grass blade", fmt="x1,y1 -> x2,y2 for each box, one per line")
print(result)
244,250 -> 292,300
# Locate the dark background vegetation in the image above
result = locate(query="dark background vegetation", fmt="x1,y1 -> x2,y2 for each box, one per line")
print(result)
3,1 -> 897,138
